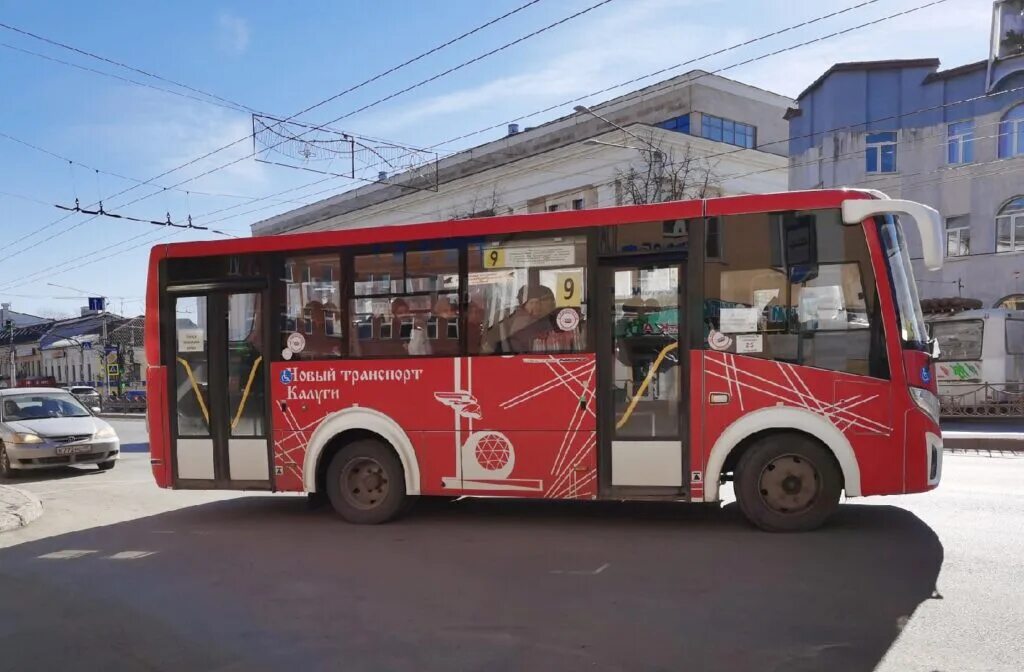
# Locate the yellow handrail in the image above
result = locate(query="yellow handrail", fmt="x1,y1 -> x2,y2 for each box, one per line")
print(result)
231,356 -> 263,430
615,341 -> 679,430
175,357 -> 210,425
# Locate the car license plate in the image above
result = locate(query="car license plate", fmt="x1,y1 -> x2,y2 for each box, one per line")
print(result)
55,444 -> 92,456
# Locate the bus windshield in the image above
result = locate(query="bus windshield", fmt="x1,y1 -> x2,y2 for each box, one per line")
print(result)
878,215 -> 928,349
931,320 -> 983,361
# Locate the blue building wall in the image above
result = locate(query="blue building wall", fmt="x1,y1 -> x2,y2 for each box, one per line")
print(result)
791,63 -> 1024,155
788,54 -> 1024,310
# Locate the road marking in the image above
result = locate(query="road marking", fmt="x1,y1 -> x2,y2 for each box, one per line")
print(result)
38,550 -> 97,560
550,562 -> 610,576
108,551 -> 156,560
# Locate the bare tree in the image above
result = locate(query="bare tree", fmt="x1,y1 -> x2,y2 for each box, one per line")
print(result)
449,186 -> 505,220
615,131 -> 719,205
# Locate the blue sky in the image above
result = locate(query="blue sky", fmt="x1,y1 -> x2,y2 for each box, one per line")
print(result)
0,0 -> 994,316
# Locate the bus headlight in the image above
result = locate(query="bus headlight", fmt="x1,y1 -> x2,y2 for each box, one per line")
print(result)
909,387 -> 940,425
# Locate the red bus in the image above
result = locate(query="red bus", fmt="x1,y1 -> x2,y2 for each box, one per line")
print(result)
145,190 -> 944,531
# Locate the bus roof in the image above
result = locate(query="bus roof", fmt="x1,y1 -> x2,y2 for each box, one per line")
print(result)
153,189 -> 878,261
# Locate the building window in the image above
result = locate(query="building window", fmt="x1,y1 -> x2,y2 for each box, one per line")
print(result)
547,204 -> 559,212
998,104 -> 1024,158
947,121 -> 974,164
866,132 -> 897,173
945,215 -> 970,257
701,114 -> 755,149
572,198 -> 585,210
996,196 -> 1024,252
657,114 -> 690,134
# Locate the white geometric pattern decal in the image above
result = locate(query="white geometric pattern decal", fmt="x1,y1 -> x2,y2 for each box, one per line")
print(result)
705,352 -> 889,435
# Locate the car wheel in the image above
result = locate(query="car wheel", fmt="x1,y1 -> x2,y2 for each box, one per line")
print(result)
325,439 -> 406,524
0,445 -> 19,479
734,433 -> 842,532
96,461 -> 116,471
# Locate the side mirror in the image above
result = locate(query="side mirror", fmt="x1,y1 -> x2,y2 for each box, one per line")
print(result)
784,214 -> 818,283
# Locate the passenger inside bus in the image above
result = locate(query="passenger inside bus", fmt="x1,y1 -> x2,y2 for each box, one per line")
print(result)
481,284 -> 574,354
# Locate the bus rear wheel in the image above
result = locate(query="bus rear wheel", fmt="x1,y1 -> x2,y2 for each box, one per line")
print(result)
734,434 -> 841,532
325,439 -> 406,524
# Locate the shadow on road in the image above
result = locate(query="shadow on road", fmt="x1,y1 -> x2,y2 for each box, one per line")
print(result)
0,497 -> 943,672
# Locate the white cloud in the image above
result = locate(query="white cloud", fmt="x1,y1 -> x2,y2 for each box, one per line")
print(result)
354,0 -> 724,139
67,89 -> 290,218
352,0 -> 993,146
218,11 -> 250,56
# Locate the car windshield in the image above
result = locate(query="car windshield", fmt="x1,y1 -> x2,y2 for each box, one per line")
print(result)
3,393 -> 92,420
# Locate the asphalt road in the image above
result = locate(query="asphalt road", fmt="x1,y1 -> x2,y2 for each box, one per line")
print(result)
0,419 -> 1021,672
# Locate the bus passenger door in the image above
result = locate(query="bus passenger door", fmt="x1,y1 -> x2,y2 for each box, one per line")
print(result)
171,291 -> 271,489
598,259 -> 688,496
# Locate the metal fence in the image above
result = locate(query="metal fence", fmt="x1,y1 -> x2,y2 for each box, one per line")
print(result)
938,382 -> 1024,417
101,398 -> 147,414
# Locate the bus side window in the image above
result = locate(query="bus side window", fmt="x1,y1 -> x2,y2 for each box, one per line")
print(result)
468,234 -> 588,355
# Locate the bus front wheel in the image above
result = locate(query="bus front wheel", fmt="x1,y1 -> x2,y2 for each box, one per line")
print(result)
325,439 -> 407,524
734,434 -> 842,532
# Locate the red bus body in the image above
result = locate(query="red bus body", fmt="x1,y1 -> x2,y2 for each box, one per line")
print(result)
145,190 -> 943,526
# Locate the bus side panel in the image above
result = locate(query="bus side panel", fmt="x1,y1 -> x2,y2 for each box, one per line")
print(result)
701,351 -> 897,496
268,354 -> 597,499
147,365 -> 173,488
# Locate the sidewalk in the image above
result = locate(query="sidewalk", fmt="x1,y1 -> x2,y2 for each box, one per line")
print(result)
0,484 -> 43,533
942,419 -> 1024,452
97,412 -> 146,420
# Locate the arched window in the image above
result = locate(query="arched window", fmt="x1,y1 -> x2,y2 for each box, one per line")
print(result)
995,294 -> 1024,310
998,104 -> 1024,158
996,196 -> 1024,252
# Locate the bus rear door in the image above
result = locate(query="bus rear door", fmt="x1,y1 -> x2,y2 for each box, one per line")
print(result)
169,287 -> 271,489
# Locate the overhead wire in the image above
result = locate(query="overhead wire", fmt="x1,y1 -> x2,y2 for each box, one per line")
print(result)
0,21 -> 258,113
191,0 -> 892,228
268,0 -> 957,234
4,0 -> 980,290
0,0 -> 550,264
102,0 -> 620,216
0,1 -> 556,289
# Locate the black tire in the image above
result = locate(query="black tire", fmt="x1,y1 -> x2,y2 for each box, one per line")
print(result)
96,461 -> 116,471
734,433 -> 842,532
0,445 -> 19,479
325,439 -> 406,524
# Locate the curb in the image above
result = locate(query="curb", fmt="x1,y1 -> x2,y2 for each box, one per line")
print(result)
0,484 -> 44,533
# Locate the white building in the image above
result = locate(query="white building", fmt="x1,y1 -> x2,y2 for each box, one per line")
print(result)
252,70 -> 793,236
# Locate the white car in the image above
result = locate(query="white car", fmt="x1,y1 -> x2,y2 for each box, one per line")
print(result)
0,387 -> 120,478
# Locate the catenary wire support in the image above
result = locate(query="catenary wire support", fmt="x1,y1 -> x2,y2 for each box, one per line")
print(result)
251,114 -> 440,192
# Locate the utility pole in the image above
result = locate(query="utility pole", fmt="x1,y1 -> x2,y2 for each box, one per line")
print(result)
5,319 -> 15,388
102,309 -> 109,399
